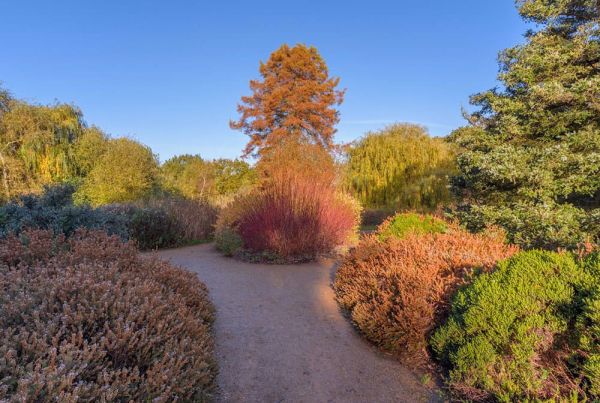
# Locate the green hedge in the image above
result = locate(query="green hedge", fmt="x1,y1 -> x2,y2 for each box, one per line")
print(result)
431,250 -> 600,401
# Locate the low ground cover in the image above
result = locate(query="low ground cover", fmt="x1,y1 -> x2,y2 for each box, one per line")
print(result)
334,213 -> 518,366
0,184 -> 217,250
0,229 -> 216,401
431,249 -> 600,401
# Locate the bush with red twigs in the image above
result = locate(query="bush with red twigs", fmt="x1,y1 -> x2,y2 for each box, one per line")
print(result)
216,141 -> 360,262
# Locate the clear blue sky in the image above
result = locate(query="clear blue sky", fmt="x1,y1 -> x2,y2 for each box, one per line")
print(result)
1,1 -> 528,162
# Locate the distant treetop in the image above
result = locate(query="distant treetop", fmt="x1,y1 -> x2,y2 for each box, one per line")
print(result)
230,44 -> 344,157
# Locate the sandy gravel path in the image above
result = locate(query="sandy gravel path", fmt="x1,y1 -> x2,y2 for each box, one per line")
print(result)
158,243 -> 439,403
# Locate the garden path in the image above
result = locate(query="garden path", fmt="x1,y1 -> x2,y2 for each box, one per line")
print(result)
158,243 -> 440,403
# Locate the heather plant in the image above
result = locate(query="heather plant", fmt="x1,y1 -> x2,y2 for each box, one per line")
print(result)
431,249 -> 600,401
377,212 -> 447,241
0,229 -> 216,401
334,221 -> 518,366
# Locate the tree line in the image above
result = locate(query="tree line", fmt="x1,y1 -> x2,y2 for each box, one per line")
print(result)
0,89 -> 255,206
3,0 -> 599,249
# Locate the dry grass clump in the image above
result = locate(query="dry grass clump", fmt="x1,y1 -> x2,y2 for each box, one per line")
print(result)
147,197 -> 218,242
333,224 -> 518,367
0,229 -> 216,401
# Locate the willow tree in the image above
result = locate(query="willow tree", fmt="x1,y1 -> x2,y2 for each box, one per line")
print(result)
451,0 -> 600,249
73,126 -> 109,176
230,44 -> 345,157
0,92 -> 86,201
344,123 -> 456,211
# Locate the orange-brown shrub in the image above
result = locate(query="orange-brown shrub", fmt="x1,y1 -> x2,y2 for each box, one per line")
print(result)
333,225 -> 518,367
0,229 -> 216,401
146,197 -> 219,242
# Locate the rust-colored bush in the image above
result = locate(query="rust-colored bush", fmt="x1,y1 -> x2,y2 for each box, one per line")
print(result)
146,197 -> 218,243
333,225 -> 518,367
0,229 -> 216,401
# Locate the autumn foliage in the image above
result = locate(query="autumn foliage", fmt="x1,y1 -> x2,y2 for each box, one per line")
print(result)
236,176 -> 358,260
230,44 -> 345,157
216,142 -> 360,260
334,220 -> 518,366
0,229 -> 216,401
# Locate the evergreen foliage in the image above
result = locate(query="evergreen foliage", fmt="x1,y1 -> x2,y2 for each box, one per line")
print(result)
376,212 -> 447,241
431,249 -> 600,401
450,0 -> 600,249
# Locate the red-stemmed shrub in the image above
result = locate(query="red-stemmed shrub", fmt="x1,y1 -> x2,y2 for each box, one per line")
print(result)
0,229 -> 216,401
217,141 -> 360,261
237,176 -> 358,259
333,222 -> 518,367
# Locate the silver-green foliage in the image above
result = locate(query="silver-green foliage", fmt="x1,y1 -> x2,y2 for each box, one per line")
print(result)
450,0 -> 600,249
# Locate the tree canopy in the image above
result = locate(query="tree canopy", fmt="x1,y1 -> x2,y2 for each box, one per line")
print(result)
344,123 -> 456,211
0,90 -> 89,201
230,44 -> 344,157
76,138 -> 159,206
160,155 -> 256,204
450,0 -> 600,249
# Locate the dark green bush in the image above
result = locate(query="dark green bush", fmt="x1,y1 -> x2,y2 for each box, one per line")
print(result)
129,207 -> 180,250
376,212 -> 447,241
360,208 -> 394,228
431,250 -> 600,401
0,184 -> 129,239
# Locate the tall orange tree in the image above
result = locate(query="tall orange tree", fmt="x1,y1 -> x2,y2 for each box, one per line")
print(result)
230,44 -> 345,157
